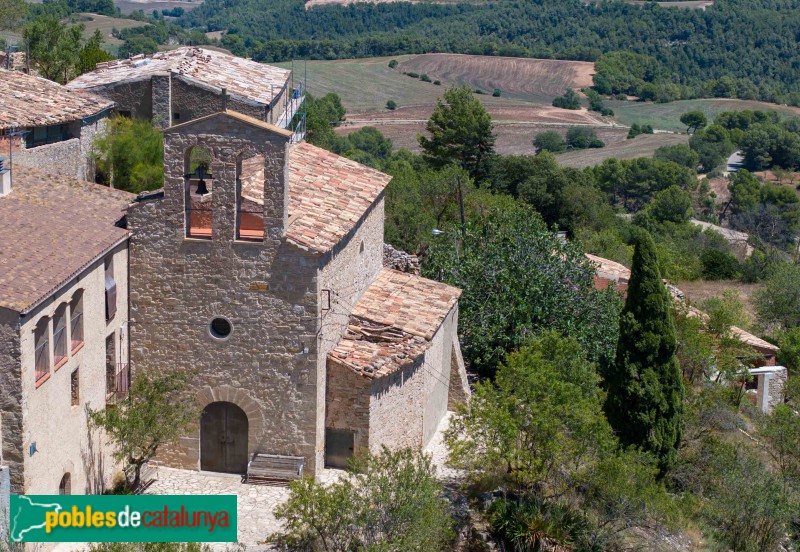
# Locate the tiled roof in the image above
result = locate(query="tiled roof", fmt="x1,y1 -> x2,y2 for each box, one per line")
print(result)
287,142 -> 392,253
585,253 -> 630,283
685,306 -> 778,353
329,268 -> 462,379
67,47 -> 291,107
0,166 -> 134,313
0,68 -> 113,130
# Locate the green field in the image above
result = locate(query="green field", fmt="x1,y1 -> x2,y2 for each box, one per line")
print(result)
608,98 -> 800,132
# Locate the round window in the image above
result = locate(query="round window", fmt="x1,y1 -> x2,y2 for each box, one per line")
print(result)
209,317 -> 232,340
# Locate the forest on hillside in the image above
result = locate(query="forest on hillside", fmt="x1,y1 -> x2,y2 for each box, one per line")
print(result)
169,0 -> 800,104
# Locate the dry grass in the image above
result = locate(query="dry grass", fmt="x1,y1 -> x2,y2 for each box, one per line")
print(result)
71,13 -> 149,45
675,280 -> 763,324
557,132 -> 689,168
113,0 -> 201,15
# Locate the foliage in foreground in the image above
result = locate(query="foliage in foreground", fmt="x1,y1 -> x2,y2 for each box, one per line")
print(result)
447,333 -> 676,549
89,369 -> 196,490
605,231 -> 684,474
270,448 -> 453,552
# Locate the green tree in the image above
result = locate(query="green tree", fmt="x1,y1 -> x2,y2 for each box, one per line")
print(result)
680,111 -> 708,134
23,16 -> 84,83
761,404 -> 800,493
304,92 -> 347,149
78,30 -> 114,75
604,231 -> 684,473
385,99 -> 397,110
425,206 -> 620,377
727,169 -> 762,214
645,185 -> 693,223
0,0 -> 27,30
419,86 -> 496,183
88,370 -> 197,490
654,143 -> 700,170
552,88 -> 581,110
94,116 -> 164,193
566,126 -> 603,149
689,124 -> 734,172
754,262 -> 800,333
777,327 -> 800,372
271,448 -> 453,552
532,130 -> 565,153
118,35 -> 158,58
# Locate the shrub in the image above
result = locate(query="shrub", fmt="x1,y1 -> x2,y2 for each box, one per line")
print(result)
434,80 -> 441,85
552,88 -> 582,110
488,496 -> 595,551
473,88 -> 486,94
701,249 -> 740,280
533,130 -> 566,153
271,448 -> 454,551
386,100 -> 397,110
405,71 -> 419,78
566,126 -> 603,149
421,74 -> 432,82
492,88 -> 501,97
388,59 -> 398,69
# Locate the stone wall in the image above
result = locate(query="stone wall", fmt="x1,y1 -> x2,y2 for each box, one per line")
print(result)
382,243 -> 420,275
128,115 -> 324,474
151,74 -> 172,130
171,76 -> 266,124
368,358 -> 426,451
755,367 -> 788,413
99,80 -> 154,120
316,199 -> 384,465
11,118 -> 106,181
325,363 -> 371,454
17,242 -> 126,494
422,307 -> 455,446
0,308 -> 23,493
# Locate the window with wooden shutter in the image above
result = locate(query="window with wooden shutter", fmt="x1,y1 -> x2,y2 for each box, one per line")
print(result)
105,256 -> 117,322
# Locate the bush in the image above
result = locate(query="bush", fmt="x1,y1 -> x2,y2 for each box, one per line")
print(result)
386,99 -> 397,110
627,123 -> 654,139
492,88 -> 501,97
552,88 -> 581,110
420,74 -> 432,82
533,130 -> 566,153
566,126 -> 604,149
473,88 -> 486,94
434,80 -> 441,85
701,249 -> 741,280
405,71 -> 419,78
271,448 -> 454,551
388,59 -> 398,69
488,496 -> 595,551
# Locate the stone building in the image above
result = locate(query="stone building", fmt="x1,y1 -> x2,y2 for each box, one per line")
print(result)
0,68 -> 113,181
127,110 -> 467,476
0,163 -> 133,494
68,47 -> 304,135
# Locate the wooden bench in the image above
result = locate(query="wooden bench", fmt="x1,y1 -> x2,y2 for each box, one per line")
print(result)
246,453 -> 304,483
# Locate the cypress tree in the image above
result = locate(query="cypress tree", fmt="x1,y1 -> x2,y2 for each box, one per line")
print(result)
604,231 -> 684,473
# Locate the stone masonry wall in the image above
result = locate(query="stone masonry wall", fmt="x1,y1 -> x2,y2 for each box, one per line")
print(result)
422,306 -> 455,447
316,199 -> 384,465
0,308 -> 23,493
151,74 -> 172,130
18,243 -> 126,494
95,80 -> 153,120
325,363 -> 371,454
128,116 -> 324,474
12,118 -> 106,181
171,77 -> 226,126
368,358 -> 426,451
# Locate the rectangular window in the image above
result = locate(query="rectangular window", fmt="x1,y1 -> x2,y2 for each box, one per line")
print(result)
105,256 -> 117,322
71,367 -> 79,406
70,293 -> 84,353
236,154 -> 265,241
173,112 -> 180,121
34,318 -> 50,384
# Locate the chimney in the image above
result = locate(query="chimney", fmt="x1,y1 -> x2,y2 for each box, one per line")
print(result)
0,158 -> 11,197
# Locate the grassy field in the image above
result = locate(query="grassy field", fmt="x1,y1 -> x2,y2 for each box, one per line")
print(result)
557,132 -> 689,168
608,99 -> 800,133
69,13 -> 149,46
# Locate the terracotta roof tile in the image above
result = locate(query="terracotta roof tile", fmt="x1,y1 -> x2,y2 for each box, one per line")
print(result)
286,142 -> 392,253
0,166 -> 134,312
328,268 -> 462,379
0,69 -> 113,130
68,47 -> 290,107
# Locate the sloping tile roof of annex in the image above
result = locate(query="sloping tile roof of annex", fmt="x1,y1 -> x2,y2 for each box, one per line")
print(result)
0,68 -> 113,130
286,142 -> 393,253
328,268 -> 462,379
0,166 -> 134,313
67,47 -> 291,107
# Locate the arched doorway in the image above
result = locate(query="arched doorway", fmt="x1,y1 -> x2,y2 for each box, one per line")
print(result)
59,473 -> 71,495
200,402 -> 249,474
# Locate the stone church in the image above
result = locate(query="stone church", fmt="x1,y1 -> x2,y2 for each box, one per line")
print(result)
127,110 -> 468,476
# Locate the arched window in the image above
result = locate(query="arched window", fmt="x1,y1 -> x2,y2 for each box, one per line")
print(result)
34,317 -> 50,384
59,473 -> 71,495
53,304 -> 68,368
236,153 -> 265,241
69,291 -> 84,353
185,146 -> 214,239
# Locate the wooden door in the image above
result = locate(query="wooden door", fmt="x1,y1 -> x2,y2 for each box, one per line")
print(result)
201,402 -> 249,474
